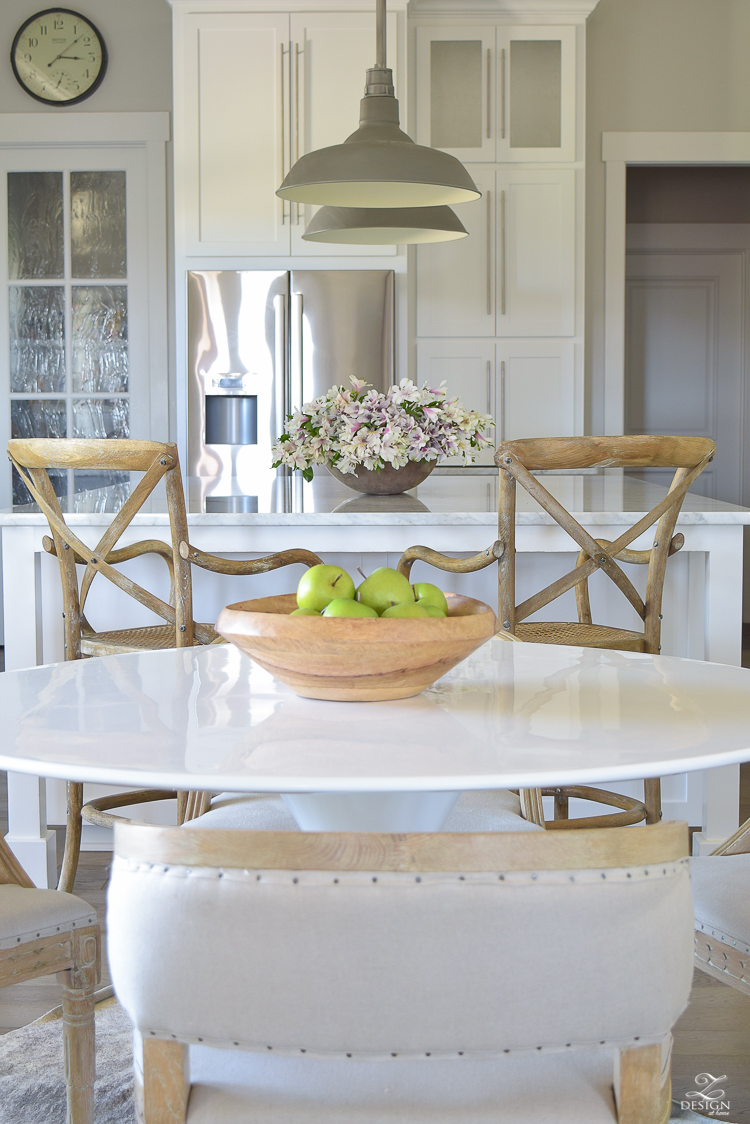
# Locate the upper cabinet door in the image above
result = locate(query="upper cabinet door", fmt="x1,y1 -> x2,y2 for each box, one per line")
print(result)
290,11 -> 399,257
416,26 -> 497,163
497,26 -> 576,163
416,167 -> 495,337
180,13 -> 290,256
496,169 -> 575,337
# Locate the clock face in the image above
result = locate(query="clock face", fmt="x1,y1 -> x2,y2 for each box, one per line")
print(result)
11,8 -> 107,105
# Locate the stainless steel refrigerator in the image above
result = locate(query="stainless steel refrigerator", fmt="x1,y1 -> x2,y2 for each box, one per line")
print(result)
186,270 -> 394,508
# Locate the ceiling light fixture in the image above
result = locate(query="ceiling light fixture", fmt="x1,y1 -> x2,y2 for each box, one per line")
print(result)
302,204 -> 468,245
277,0 -> 480,209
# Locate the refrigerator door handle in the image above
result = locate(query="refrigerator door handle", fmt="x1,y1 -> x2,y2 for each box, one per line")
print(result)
273,292 -> 287,436
290,291 -> 304,414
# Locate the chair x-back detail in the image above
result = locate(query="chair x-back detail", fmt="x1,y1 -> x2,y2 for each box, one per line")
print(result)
7,438 -> 323,892
495,435 -> 715,653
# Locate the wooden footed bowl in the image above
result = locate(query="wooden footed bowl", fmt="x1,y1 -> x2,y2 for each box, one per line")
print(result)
216,592 -> 496,701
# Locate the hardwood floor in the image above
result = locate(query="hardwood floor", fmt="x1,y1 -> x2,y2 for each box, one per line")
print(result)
0,657 -> 749,1118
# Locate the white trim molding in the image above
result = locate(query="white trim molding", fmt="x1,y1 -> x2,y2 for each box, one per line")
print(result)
0,112 -> 170,145
602,131 -> 750,433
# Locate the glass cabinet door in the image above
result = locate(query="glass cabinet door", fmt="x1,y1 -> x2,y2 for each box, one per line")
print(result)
416,26 -> 497,162
497,26 -> 576,162
1,145 -> 154,507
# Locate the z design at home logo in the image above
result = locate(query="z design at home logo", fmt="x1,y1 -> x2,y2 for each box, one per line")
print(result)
681,1072 -> 731,1117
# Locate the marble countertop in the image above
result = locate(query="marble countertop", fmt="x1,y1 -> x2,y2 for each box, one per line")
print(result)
2,467 -> 749,526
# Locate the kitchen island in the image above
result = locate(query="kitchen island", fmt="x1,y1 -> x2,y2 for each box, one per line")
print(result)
1,466 -> 749,882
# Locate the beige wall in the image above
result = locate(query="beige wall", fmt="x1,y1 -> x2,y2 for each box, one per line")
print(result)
0,0 -> 172,113
585,0 -> 750,432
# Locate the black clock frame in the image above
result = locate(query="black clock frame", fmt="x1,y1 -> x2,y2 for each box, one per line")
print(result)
10,7 -> 108,106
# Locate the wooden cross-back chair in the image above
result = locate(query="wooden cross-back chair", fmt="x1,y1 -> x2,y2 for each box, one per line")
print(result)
7,438 -> 322,892
0,834 -> 100,1123
399,434 -> 715,831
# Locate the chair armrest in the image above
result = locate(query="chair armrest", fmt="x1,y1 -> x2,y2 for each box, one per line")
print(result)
397,541 -> 504,580
711,813 -> 750,855
178,543 -> 322,575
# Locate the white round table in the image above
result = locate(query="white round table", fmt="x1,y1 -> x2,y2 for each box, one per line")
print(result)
2,639 -> 750,832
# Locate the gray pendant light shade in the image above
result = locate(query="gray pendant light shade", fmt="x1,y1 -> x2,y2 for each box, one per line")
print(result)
278,84 -> 480,207
302,204 -> 468,244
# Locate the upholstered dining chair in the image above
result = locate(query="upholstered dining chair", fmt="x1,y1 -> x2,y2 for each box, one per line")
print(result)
0,833 -> 100,1124
107,819 -> 693,1124
692,813 -> 750,996
399,434 -> 715,831
7,438 -> 322,892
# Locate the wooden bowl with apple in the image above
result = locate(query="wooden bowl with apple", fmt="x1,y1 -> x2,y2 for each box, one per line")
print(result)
216,565 -> 495,701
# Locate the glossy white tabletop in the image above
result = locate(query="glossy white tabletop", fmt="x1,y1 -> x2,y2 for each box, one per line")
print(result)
2,640 -> 750,793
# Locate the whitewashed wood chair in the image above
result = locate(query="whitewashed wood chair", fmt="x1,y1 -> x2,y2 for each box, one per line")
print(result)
0,834 -> 100,1124
7,437 -> 322,891
692,814 -> 750,995
108,820 -> 693,1124
399,434 -> 715,831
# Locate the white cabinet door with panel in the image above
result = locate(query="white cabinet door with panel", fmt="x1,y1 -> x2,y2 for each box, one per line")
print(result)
180,13 -> 289,256
416,26 -> 496,163
416,167 -> 494,337
416,339 -> 496,465
290,11 -> 398,257
497,340 -> 576,441
496,26 -> 576,163
497,169 -> 575,337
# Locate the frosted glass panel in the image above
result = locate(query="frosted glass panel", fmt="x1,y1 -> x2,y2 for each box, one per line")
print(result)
72,285 -> 128,392
10,286 -> 65,392
8,172 -> 64,279
510,41 -> 561,149
71,171 -> 127,278
73,398 -> 129,439
11,399 -> 67,439
431,41 -> 482,149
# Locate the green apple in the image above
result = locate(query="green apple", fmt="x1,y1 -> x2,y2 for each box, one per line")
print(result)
322,598 -> 378,618
290,607 -> 321,616
356,567 -> 414,615
381,601 -> 430,618
412,582 -> 448,615
297,564 -> 355,611
423,604 -> 447,618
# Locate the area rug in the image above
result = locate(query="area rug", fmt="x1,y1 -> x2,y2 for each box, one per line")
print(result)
0,997 -> 736,1124
0,989 -> 134,1123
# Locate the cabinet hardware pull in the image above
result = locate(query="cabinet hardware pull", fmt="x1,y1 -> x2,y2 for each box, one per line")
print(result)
294,43 -> 305,225
500,189 -> 506,316
486,359 -> 492,414
486,48 -> 491,139
280,43 -> 288,225
274,293 -> 287,428
486,189 -> 492,316
500,360 -> 506,440
291,292 -> 304,413
500,48 -> 506,140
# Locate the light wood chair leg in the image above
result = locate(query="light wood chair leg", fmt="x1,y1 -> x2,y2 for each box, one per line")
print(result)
644,778 -> 662,825
58,781 -> 84,894
615,1041 -> 671,1124
58,928 -> 100,1124
553,788 -> 569,821
143,1038 -> 190,1124
518,787 -> 546,827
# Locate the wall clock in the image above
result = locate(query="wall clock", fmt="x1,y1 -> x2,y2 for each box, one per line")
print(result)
11,8 -> 107,105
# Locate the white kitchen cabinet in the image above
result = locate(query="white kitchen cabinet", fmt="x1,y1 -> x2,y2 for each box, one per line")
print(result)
174,7 -> 400,258
497,339 -> 577,441
416,339 -> 496,465
415,167 -> 494,337
416,168 -> 575,338
498,169 -> 575,337
416,24 -> 575,164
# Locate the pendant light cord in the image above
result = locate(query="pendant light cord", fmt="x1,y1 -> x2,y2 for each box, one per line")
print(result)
376,0 -> 387,69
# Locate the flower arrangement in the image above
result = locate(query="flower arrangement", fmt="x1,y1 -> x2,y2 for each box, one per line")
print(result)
272,377 -> 494,483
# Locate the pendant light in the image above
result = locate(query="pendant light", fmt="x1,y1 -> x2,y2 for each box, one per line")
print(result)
277,0 -> 480,209
302,204 -> 468,245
